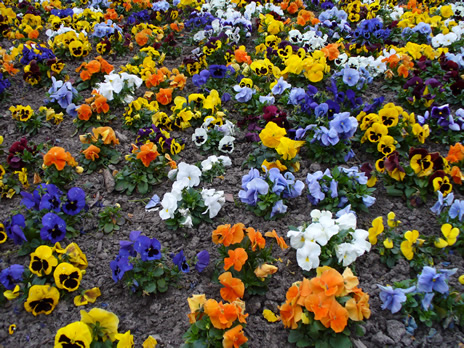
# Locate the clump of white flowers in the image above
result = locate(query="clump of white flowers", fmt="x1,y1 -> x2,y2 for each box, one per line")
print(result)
287,209 -> 371,271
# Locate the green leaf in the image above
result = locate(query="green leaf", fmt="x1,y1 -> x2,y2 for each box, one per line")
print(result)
144,282 -> 157,293
329,334 -> 352,348
103,223 -> 114,233
137,181 -> 148,194
288,330 -> 303,343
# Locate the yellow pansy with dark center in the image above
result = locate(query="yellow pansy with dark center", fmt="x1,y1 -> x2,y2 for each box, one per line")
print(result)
0,222 -> 6,243
69,41 -> 83,57
24,285 -> 60,316
54,262 -> 82,292
55,321 -> 92,348
29,245 -> 58,276
410,154 -> 433,177
366,123 -> 388,143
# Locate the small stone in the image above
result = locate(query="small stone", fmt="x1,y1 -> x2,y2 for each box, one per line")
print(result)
372,332 -> 395,346
97,240 -> 102,253
103,169 -> 115,193
386,320 -> 406,341
224,193 -> 234,202
352,339 -> 368,348
115,131 -> 128,143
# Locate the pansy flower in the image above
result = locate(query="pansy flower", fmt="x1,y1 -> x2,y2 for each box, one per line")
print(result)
0,223 -> 7,244
62,187 -> 86,216
4,214 -> 27,245
54,321 -> 92,348
110,255 -> 133,283
173,250 -> 190,273
133,235 -> 162,261
73,287 -> 101,307
219,272 -> 245,302
0,264 -> 24,290
54,262 -> 82,292
29,245 -> 58,276
24,285 -> 60,316
40,213 -> 67,243
80,308 -> 119,342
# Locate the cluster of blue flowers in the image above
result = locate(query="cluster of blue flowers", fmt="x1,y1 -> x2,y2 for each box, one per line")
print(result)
350,18 -> 391,45
110,231 -> 210,284
239,168 -> 304,219
431,191 -> 464,222
332,65 -> 373,90
378,266 -> 457,315
316,6 -> 351,40
45,77 -> 79,116
4,184 -> 86,245
92,20 -> 123,38
0,73 -> 11,96
20,44 -> 56,65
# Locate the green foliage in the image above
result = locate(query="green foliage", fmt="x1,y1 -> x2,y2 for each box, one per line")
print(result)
114,155 -> 168,195
288,319 -> 352,348
98,204 -> 122,234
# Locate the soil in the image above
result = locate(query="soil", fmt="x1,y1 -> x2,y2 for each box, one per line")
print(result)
0,15 -> 464,348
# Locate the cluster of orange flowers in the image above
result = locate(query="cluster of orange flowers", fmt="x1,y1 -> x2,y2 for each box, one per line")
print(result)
446,143 -> 464,184
75,56 -> 114,81
79,127 -> 119,161
187,294 -> 248,348
43,146 -> 77,171
76,94 -> 110,122
279,267 -> 371,333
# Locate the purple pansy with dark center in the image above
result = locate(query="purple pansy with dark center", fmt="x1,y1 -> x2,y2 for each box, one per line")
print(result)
133,235 -> 162,261
40,212 -> 66,243
62,187 -> 86,216
0,264 -> 24,290
172,250 -> 190,273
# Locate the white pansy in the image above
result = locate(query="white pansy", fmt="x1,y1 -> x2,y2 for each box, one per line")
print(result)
218,135 -> 235,153
335,243 -> 359,267
336,212 -> 357,231
192,127 -> 208,146
201,188 -> 225,218
287,227 -> 305,249
159,192 -> 178,220
176,162 -> 202,187
296,242 -> 321,271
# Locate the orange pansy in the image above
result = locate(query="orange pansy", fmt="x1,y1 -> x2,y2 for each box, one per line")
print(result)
135,142 -> 159,167
345,291 -> 371,321
278,302 -> 302,329
446,143 -> 464,163
320,300 -> 349,333
203,299 -> 237,330
43,147 -> 68,170
224,248 -> 248,272
212,223 -> 245,247
310,268 -> 345,297
223,325 -> 248,348
305,292 -> 333,320
77,104 -> 92,121
92,95 -> 109,114
82,145 -> 100,161
246,227 -> 265,251
156,88 -> 173,105
92,127 -> 119,145
219,272 -> 244,303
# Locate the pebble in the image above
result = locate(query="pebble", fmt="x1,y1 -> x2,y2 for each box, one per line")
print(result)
372,332 -> 395,346
386,320 -> 407,341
